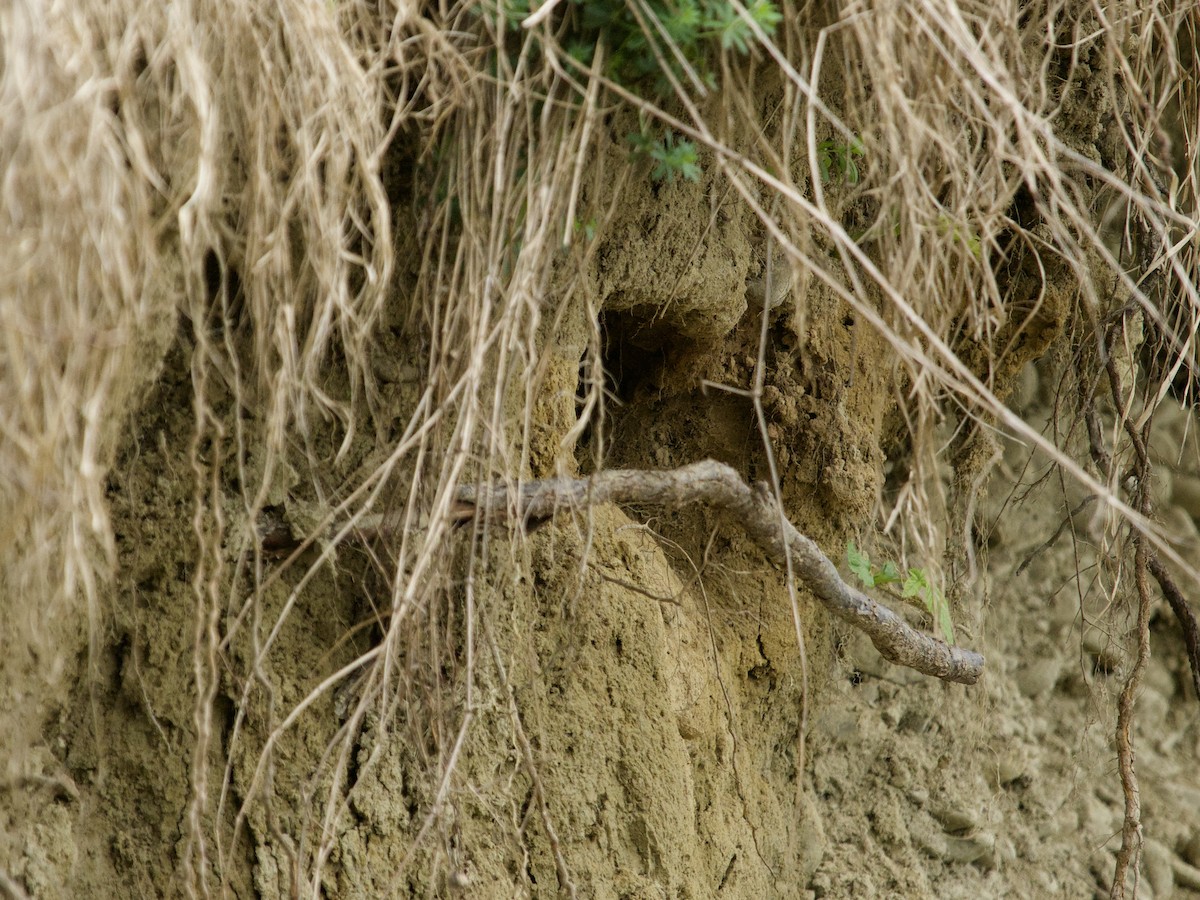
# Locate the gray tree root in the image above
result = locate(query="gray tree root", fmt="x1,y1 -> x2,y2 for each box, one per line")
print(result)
456,459 -> 984,685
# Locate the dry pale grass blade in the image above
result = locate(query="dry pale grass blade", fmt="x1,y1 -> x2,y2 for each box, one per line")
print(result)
0,0 -> 406,629
585,0 -> 1199,584
1,1 -> 175,675
6,0 -> 1199,892
213,3 -> 619,887
161,1 -> 460,887
226,0 -> 1196,890
3,0 -> 428,892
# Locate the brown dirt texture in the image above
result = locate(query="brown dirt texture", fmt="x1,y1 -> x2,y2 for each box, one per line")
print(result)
3,2 -> 1199,899
7,172 -> 1200,899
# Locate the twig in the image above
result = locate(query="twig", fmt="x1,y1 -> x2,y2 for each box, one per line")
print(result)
1081,333 -> 1200,705
455,460 -> 985,685
1111,535 -> 1151,899
1094,309 -> 1153,897
1146,556 -> 1200,700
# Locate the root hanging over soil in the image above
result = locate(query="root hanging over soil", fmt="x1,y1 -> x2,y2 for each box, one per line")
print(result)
367,460 -> 985,683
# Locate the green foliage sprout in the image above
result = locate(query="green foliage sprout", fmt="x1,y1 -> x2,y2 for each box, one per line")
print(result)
493,0 -> 782,90
629,130 -> 702,183
486,0 -> 782,184
847,541 -> 955,645
573,216 -> 598,241
712,0 -> 781,53
817,136 -> 865,185
936,214 -> 983,259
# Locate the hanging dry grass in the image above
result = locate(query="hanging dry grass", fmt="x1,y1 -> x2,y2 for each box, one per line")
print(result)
3,0 -> 1198,894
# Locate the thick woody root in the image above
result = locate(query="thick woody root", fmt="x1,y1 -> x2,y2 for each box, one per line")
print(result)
450,460 -> 984,685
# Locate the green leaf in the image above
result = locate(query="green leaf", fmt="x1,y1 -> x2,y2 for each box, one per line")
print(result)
876,560 -> 901,585
707,8 -> 751,53
846,541 -> 875,588
748,0 -> 781,32
698,0 -> 779,54
629,131 -> 702,183
936,597 -> 955,645
901,568 -> 927,599
663,0 -> 702,44
721,18 -> 753,53
817,137 -> 865,185
659,137 -> 701,182
572,217 -> 597,242
501,0 -> 533,29
903,569 -> 954,645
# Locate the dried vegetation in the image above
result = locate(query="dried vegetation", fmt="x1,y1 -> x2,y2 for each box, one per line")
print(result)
2,0 -> 1198,895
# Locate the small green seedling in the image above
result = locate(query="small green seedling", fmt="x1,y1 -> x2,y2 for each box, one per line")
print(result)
483,0 -> 784,188
707,0 -> 782,53
846,541 -> 955,645
847,540 -> 901,588
817,136 -> 865,185
573,216 -> 598,242
935,214 -> 982,259
628,130 -> 702,183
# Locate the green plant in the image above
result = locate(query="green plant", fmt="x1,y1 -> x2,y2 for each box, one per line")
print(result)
573,216 -> 598,241
935,214 -> 983,259
817,136 -> 865,184
482,0 -> 781,183
629,129 -> 702,183
847,541 -> 955,644
489,0 -> 781,91
709,0 -> 782,53
577,0 -> 782,90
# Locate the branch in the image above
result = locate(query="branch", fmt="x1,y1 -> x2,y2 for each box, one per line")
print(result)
1147,555 -> 1200,701
456,460 -> 985,685
1082,320 -> 1200,706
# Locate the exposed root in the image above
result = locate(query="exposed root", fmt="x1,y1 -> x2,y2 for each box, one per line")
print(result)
1110,536 -> 1151,900
446,460 -> 985,684
1146,557 -> 1200,702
